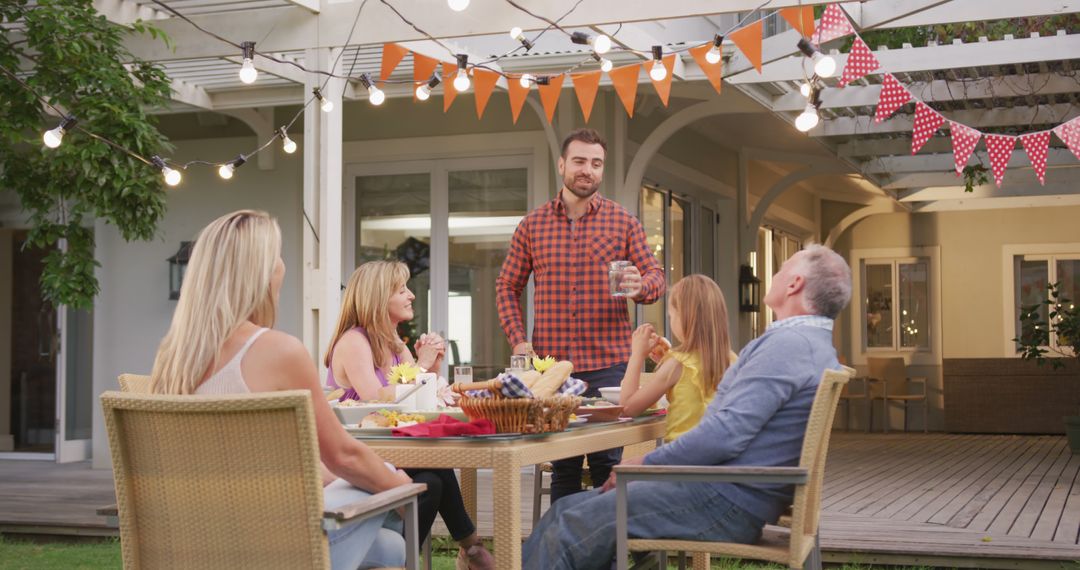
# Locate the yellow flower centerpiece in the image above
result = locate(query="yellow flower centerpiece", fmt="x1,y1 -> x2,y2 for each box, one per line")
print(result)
386,362 -> 422,385
532,355 -> 556,373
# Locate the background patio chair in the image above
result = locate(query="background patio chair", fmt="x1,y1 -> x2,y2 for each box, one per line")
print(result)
100,389 -> 426,569
614,367 -> 851,570
117,373 -> 151,393
866,356 -> 928,433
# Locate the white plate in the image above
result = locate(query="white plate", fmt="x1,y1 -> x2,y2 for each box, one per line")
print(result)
567,418 -> 587,427
346,425 -> 394,435
332,402 -> 407,424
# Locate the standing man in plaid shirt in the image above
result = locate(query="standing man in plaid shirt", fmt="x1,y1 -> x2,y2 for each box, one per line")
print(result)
497,128 -> 665,503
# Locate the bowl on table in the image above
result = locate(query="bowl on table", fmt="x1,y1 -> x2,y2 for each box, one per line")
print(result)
331,401 -> 406,425
598,387 -> 622,405
574,402 -> 624,422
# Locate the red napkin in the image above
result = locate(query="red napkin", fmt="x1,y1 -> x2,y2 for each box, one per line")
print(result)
391,414 -> 496,437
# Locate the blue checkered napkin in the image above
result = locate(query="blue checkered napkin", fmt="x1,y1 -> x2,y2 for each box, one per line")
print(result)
499,373 -> 535,398
464,389 -> 492,398
557,377 -> 587,396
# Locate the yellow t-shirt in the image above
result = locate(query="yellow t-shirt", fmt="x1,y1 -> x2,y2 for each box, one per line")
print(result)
662,350 -> 737,443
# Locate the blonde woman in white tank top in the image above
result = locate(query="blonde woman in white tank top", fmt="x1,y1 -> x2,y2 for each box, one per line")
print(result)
150,211 -> 410,570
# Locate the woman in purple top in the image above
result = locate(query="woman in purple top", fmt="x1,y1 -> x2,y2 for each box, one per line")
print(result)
325,260 -> 493,570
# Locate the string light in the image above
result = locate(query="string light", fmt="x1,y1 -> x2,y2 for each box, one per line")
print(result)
592,52 -> 613,72
43,115 -> 77,149
453,54 -> 471,92
705,34 -> 723,64
519,73 -> 535,89
795,87 -> 822,132
358,73 -> 385,106
447,0 -> 469,11
277,127 -> 296,154
797,38 -> 836,78
415,74 -> 441,101
217,155 -> 245,180
800,81 -> 812,98
509,27 -> 534,51
313,87 -> 333,113
238,41 -> 258,84
570,31 -> 612,55
151,155 -> 182,186
649,46 -> 667,81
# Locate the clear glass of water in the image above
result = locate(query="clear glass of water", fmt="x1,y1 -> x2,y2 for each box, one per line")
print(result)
509,355 -> 528,371
453,365 -> 473,384
609,260 -> 631,297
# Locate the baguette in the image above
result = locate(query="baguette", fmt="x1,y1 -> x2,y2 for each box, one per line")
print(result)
516,370 -> 543,388
531,360 -> 573,398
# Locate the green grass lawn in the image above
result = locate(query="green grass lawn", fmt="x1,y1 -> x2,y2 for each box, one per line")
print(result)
0,535 -> 966,569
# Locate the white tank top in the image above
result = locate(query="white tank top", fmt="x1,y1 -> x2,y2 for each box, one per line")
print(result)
195,328 -> 269,395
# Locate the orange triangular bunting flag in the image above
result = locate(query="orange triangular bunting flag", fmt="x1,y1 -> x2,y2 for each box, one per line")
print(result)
380,43 -> 409,82
473,68 -> 500,119
609,63 -> 641,118
571,71 -> 601,123
730,20 -> 763,73
650,54 -> 677,106
412,53 -> 439,100
506,77 -> 530,124
442,62 -> 458,112
779,6 -> 815,38
688,44 -> 723,94
537,74 -> 565,123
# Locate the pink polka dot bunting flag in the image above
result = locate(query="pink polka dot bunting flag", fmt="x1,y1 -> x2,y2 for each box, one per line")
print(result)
1054,118 -> 1080,162
949,122 -> 981,176
984,134 -> 1017,187
839,37 -> 880,87
1020,131 -> 1052,185
815,4 -> 855,44
911,102 -> 944,155
875,74 -> 911,123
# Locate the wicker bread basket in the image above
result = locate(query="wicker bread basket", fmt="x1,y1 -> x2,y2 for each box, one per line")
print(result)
453,379 -> 582,434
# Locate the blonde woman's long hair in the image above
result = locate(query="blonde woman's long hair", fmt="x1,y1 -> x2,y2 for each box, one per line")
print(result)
150,210 -> 282,394
670,274 -> 732,392
324,260 -> 410,370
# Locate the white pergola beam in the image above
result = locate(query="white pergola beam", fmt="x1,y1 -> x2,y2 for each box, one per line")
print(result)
865,148 -> 1078,174
881,0 -> 1080,29
727,31 -> 1080,84
169,77 -> 214,110
207,85 -> 304,109
843,0 -> 952,30
911,193 -> 1080,212
813,103 -> 1078,137
592,23 -> 686,79
838,137 -> 951,157
900,177 -> 1080,202
283,0 -> 319,14
223,53 -> 308,85
92,0 -> 167,25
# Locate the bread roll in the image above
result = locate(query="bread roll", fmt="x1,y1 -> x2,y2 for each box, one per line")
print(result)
531,360 -> 573,398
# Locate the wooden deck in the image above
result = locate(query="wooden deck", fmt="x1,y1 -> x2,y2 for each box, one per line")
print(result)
2,434 -> 1078,567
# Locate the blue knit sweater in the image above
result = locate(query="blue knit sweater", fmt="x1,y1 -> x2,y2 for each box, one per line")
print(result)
643,319 -> 840,523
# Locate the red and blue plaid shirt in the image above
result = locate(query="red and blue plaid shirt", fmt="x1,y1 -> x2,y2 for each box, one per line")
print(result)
496,192 -> 665,372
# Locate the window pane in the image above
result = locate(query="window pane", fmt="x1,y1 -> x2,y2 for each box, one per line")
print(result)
865,264 -> 893,348
671,197 -> 689,282
356,173 -> 431,342
898,262 -> 929,349
1054,259 -> 1080,349
1016,259 -> 1048,347
700,207 -> 715,279
641,187 -> 666,334
447,168 -> 527,380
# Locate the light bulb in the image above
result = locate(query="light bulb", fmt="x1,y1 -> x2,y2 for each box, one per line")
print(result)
281,135 -> 297,154
800,82 -> 812,98
519,73 -> 534,89
163,167 -> 181,186
453,69 -> 471,92
239,58 -> 258,84
600,58 -> 613,72
509,27 -> 522,40
813,53 -> 837,78
43,126 -> 64,148
368,85 -> 385,106
447,0 -> 469,11
705,46 -> 722,64
321,98 -> 334,113
795,103 -> 820,132
649,60 -> 667,81
592,34 -> 612,55
416,84 -> 432,100
218,163 -> 235,179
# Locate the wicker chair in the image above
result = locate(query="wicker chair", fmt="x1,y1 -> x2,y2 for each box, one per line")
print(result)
614,367 -> 851,570
99,390 -> 426,569
866,356 -> 928,433
117,373 -> 152,393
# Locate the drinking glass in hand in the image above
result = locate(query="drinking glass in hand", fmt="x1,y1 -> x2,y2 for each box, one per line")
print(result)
609,260 -> 631,297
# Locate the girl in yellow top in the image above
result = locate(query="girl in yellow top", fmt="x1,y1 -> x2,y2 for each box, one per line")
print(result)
619,274 -> 735,442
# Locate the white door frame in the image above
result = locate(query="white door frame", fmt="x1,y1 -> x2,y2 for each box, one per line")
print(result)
55,305 -> 91,462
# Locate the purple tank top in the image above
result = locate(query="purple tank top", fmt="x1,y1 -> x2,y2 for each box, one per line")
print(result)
327,326 -> 402,401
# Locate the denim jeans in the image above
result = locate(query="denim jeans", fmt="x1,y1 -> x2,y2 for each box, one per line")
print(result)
550,363 -> 626,503
324,479 -> 407,570
522,483 -> 764,570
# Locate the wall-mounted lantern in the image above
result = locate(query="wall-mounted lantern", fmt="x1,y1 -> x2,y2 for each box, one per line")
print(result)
739,264 -> 761,313
168,241 -> 194,300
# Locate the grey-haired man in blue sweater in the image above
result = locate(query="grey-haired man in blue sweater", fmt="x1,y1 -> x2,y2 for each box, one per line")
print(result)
522,244 -> 852,570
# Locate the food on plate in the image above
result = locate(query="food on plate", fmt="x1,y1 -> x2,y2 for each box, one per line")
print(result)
531,360 -> 574,398
359,409 -> 427,428
649,336 -> 672,363
580,400 -> 615,408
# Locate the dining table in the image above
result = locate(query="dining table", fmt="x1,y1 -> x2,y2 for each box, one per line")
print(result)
354,415 -> 666,570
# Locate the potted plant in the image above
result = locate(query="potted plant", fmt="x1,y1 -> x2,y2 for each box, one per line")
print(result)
1015,282 -> 1080,453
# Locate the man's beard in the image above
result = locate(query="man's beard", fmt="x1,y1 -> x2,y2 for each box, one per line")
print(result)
563,174 -> 601,198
